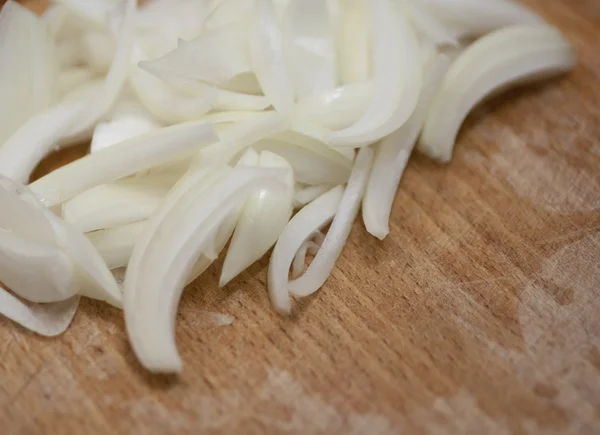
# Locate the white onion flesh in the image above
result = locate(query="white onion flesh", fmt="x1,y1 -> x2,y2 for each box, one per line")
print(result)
30,121 -> 218,206
282,0 -> 336,99
268,185 -> 344,314
0,0 -> 577,365
62,174 -> 173,232
125,166 -> 286,372
0,289 -> 80,337
249,0 -> 294,116
288,147 -> 373,297
362,54 -> 450,240
0,1 -> 58,146
419,25 -> 577,162
87,221 -> 146,270
220,151 -> 294,286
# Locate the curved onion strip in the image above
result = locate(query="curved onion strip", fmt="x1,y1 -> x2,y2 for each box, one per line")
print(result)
220,151 -> 294,286
62,175 -> 172,232
268,185 -> 344,314
419,25 -> 577,162
293,183 -> 334,208
139,22 -> 251,86
254,139 -> 350,186
291,232 -> 323,279
272,129 -> 353,167
336,0 -> 370,84
289,147 -> 373,297
402,1 -> 458,46
87,220 -> 146,270
249,0 -> 294,116
282,0 -> 336,99
0,290 -> 80,337
0,99 -> 85,183
363,55 -> 450,240
416,0 -> 543,39
198,111 -> 290,165
0,231 -> 75,303
124,167 -> 286,372
30,121 -> 217,207
123,165 -> 228,310
204,0 -> 253,30
0,177 -> 122,307
294,81 -> 372,130
0,1 -> 58,145
326,0 -> 422,147
67,0 -> 137,139
130,44 -> 217,124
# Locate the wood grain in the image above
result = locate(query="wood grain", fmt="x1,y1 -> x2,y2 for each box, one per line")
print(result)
2,1 -> 600,434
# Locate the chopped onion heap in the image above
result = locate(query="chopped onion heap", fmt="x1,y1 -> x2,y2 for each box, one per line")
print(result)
0,0 -> 576,372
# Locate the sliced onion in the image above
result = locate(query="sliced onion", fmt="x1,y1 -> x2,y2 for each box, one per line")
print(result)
125,166 -> 286,372
0,177 -> 122,307
87,221 -> 146,269
220,151 -> 294,286
402,1 -> 459,46
197,111 -> 290,165
326,0 -> 422,147
139,22 -> 251,87
66,0 -> 137,140
416,0 -> 544,39
419,25 -> 577,162
294,81 -> 372,130
254,139 -> 350,185
30,121 -> 218,207
91,96 -> 162,153
336,0 -> 370,84
0,1 -> 58,145
288,147 -> 373,297
249,0 -> 294,115
362,54 -> 450,240
268,185 -> 344,314
204,0 -> 253,30
293,183 -> 335,208
130,41 -> 217,124
0,98 -> 86,183
0,290 -> 80,337
62,174 -> 173,232
136,0 -> 209,41
282,0 -> 336,99
291,231 -> 324,279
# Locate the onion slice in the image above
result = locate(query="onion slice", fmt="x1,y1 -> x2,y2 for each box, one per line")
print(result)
282,0 -> 336,99
66,0 -> 137,139
288,147 -> 373,297
249,0 -> 294,115
415,0 -> 544,39
362,55 -> 450,240
124,166 -> 286,372
220,151 -> 294,286
139,22 -> 252,86
0,99 -> 85,183
62,175 -> 173,232
87,221 -> 146,270
268,185 -> 344,314
418,25 -> 576,162
0,290 -> 80,337
30,121 -> 218,207
326,0 -> 422,147
0,177 -> 122,307
0,1 -> 58,145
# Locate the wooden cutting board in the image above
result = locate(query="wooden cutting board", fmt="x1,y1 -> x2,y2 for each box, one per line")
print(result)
2,1 -> 600,434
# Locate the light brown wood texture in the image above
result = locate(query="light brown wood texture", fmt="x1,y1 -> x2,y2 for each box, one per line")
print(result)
2,1 -> 600,434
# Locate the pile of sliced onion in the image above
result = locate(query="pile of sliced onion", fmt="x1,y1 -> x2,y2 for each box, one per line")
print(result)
0,0 -> 576,373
